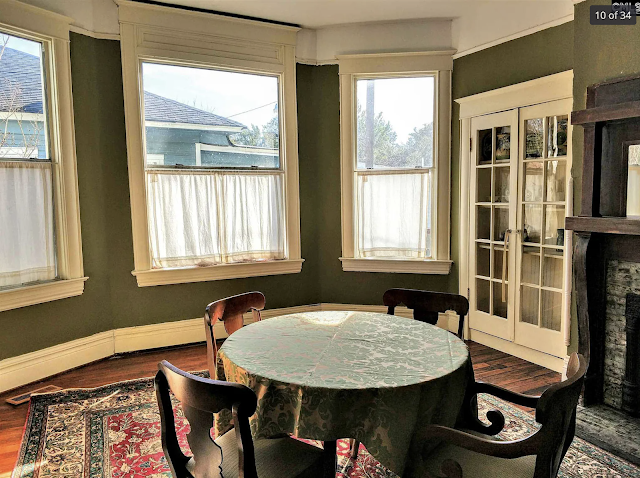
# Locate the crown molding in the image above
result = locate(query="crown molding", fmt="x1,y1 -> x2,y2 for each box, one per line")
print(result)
69,24 -> 120,40
452,13 -> 574,60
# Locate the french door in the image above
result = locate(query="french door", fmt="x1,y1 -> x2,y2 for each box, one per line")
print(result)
468,99 -> 572,358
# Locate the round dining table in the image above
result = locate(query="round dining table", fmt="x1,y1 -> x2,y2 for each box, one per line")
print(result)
215,310 -> 470,477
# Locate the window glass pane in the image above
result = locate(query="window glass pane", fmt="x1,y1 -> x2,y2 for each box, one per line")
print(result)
355,76 -> 435,169
0,162 -> 56,288
477,279 -> 490,314
524,161 -> 543,202
521,286 -> 539,325
477,167 -> 491,202
493,282 -> 508,319
477,129 -> 492,165
0,32 -> 49,160
522,246 -> 540,285
356,172 -> 431,258
494,166 -> 509,203
476,243 -> 490,277
544,205 -> 565,246
525,119 -> 543,159
147,171 -> 285,268
547,115 -> 568,158
495,126 -> 510,162
141,62 -> 280,169
546,160 -> 566,202
541,290 -> 562,331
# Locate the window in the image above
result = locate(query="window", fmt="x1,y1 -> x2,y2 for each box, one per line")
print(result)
0,2 -> 85,312
338,53 -> 453,274
118,0 -> 302,286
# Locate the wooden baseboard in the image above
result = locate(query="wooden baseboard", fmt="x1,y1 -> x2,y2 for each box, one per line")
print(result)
469,329 -> 565,373
0,303 -> 448,393
0,331 -> 113,393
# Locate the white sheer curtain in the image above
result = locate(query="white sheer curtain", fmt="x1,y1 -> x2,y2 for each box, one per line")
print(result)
147,171 -> 285,268
0,161 -> 56,287
357,171 -> 431,259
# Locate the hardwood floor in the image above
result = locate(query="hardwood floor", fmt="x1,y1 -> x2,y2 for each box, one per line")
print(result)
0,341 -> 560,474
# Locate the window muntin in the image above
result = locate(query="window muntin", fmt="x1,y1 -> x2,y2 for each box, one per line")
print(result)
141,62 -> 280,169
0,31 -> 57,289
139,61 -> 286,269
353,75 -> 436,260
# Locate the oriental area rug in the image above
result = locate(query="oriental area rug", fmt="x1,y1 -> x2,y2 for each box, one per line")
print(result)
11,376 -> 640,478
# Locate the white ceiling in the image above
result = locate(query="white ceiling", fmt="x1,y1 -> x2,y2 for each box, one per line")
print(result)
15,0 -> 576,59
147,0 -> 572,30
141,0 -> 576,56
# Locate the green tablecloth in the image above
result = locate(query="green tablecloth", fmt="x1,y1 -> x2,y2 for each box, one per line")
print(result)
216,310 -> 470,476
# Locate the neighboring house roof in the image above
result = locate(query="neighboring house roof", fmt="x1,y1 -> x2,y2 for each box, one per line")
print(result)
1,48 -> 245,130
0,47 -> 44,114
143,91 -> 245,130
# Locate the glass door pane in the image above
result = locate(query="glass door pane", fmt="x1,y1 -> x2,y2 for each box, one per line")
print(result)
469,109 -> 518,341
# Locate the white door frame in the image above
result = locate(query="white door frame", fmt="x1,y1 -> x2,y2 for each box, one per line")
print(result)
457,70 -> 573,373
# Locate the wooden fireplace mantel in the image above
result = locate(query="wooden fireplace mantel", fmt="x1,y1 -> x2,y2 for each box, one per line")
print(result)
565,216 -> 640,235
567,74 -> 640,406
571,100 -> 640,125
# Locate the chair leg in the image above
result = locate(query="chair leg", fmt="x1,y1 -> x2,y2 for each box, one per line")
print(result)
349,439 -> 360,460
323,440 -> 337,478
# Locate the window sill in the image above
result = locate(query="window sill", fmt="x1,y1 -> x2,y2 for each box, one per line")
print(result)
339,257 -> 452,275
132,259 -> 305,287
0,277 -> 88,312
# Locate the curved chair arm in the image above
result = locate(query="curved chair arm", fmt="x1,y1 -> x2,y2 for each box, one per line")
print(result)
422,424 -> 543,460
474,381 -> 540,408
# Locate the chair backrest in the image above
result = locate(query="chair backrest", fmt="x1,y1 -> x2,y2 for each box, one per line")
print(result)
383,288 -> 469,338
204,292 -> 266,376
155,360 -> 259,478
533,353 -> 587,478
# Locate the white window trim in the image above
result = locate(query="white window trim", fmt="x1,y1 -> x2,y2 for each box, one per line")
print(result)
0,0 -> 87,312
338,51 -> 454,275
116,0 -> 303,287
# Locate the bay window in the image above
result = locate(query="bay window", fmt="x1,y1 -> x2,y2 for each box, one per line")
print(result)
0,1 -> 85,312
338,52 -> 454,274
117,0 -> 302,286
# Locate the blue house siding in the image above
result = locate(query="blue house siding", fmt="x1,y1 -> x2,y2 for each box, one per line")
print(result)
145,127 -> 228,165
2,119 -> 47,159
145,126 -> 278,168
200,149 -> 278,168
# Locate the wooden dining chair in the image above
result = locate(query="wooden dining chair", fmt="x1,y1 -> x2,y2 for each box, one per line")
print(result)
204,291 -> 266,378
416,353 -> 587,478
383,288 -> 469,339
155,360 -> 325,478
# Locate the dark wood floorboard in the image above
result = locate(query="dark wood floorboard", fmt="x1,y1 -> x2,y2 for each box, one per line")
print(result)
0,341 -> 560,474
